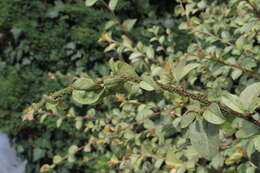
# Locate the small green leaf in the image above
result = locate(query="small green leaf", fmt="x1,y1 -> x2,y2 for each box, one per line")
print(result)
231,69 -> 242,80
72,89 -> 105,105
33,148 -> 45,162
108,0 -> 118,11
221,92 -> 245,113
68,155 -> 76,163
140,81 -> 154,91
254,135 -> 260,152
105,20 -> 118,30
173,61 -> 200,81
53,155 -> 63,164
236,120 -> 259,138
104,77 -> 124,89
122,19 -> 137,31
72,77 -> 97,90
180,112 -> 196,128
248,98 -> 260,113
235,36 -> 246,49
108,59 -> 118,74
40,114 -> 48,123
165,151 -> 183,168
181,63 -> 200,80
136,108 -> 153,121
203,103 -> 225,125
11,28 -> 22,41
173,60 -> 185,81
124,130 -> 136,139
104,43 -> 117,52
68,145 -> 78,155
189,120 -> 220,159
246,167 -> 256,173
141,75 -> 159,90
154,158 -> 164,169
143,120 -> 155,129
240,82 -> 260,111
85,0 -> 99,7
56,118 -> 63,128
221,31 -> 231,41
210,154 -> 224,170
146,46 -> 155,59
40,164 -> 51,172
84,144 -> 91,152
75,117 -> 83,130
117,61 -> 137,77
250,151 -> 260,169
129,52 -> 143,60
122,35 -> 132,48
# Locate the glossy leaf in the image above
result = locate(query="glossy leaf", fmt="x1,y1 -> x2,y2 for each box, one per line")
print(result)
72,77 -> 97,90
72,89 -> 104,105
103,77 -> 124,90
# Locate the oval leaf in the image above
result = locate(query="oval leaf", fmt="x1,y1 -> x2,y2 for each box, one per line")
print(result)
240,82 -> 260,111
173,61 -> 200,81
122,19 -> 137,31
72,89 -> 104,105
221,92 -> 245,113
68,145 -> 78,155
203,103 -> 225,125
180,112 -> 196,128
189,120 -> 220,160
140,81 -> 154,91
85,0 -> 99,7
53,155 -> 63,164
104,77 -> 124,89
108,0 -> 118,11
117,61 -> 137,77
254,135 -> 260,152
72,77 -> 97,90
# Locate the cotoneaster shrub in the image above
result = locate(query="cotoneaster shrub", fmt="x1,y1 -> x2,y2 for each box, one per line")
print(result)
23,0 -> 260,172
0,0 -> 142,172
0,0 -> 179,172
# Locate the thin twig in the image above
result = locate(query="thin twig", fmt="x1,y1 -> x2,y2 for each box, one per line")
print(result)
156,82 -> 260,127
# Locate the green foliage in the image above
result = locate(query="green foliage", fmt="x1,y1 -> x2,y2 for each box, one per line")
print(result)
189,120 -> 220,160
1,0 -> 260,172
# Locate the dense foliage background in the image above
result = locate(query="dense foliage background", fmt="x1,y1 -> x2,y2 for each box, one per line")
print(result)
0,0 -> 260,172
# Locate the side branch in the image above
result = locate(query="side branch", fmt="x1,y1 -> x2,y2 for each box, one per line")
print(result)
156,82 -> 260,127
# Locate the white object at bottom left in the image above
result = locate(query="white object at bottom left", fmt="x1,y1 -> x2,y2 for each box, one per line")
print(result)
0,132 -> 27,173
